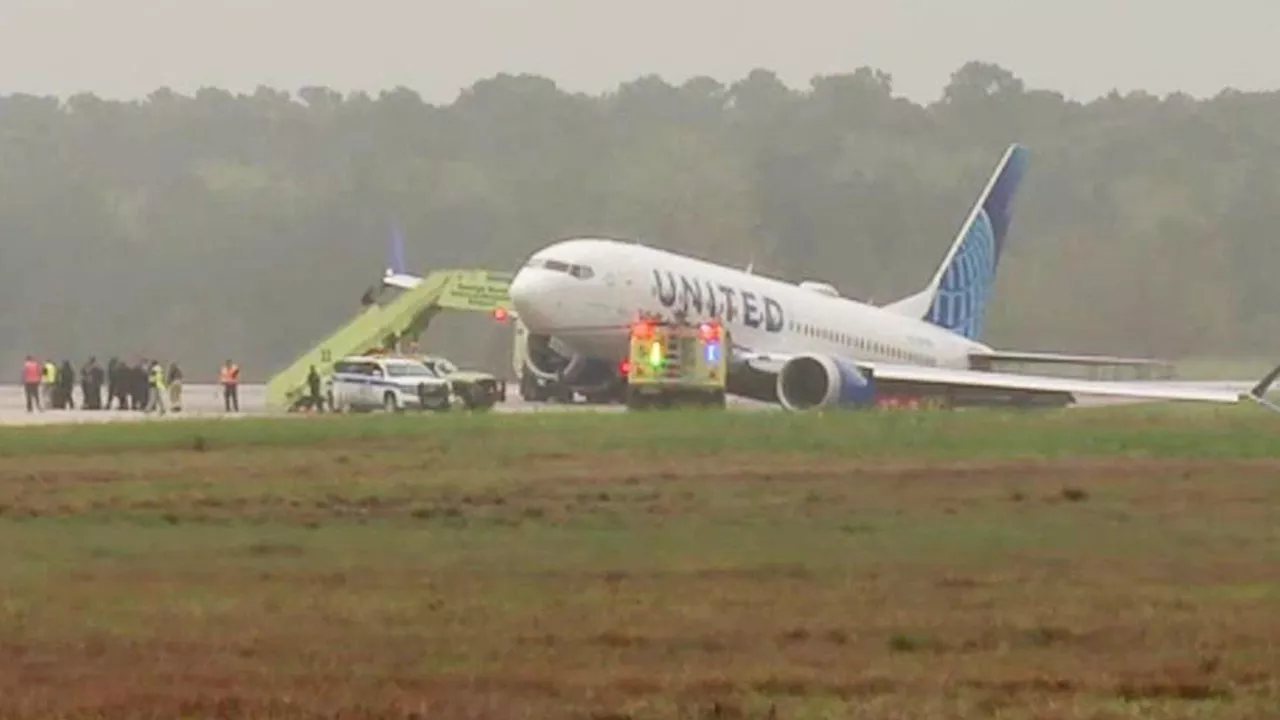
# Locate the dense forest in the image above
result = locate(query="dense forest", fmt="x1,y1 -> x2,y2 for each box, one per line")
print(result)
2,61 -> 1278,379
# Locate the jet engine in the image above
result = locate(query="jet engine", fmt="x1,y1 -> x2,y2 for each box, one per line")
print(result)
523,333 -> 617,388
524,333 -> 581,382
775,354 -> 876,410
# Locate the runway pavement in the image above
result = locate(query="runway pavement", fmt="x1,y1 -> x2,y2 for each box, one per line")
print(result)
0,383 -> 267,426
0,383 -> 647,426
0,380 -> 1251,427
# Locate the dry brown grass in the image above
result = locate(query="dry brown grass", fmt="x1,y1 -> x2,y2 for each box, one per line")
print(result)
0,427 -> 1277,718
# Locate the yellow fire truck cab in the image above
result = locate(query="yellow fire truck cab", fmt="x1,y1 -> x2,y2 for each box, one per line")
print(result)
624,312 -> 729,409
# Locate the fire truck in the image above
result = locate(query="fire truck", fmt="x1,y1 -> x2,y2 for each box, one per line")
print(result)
623,313 -> 729,410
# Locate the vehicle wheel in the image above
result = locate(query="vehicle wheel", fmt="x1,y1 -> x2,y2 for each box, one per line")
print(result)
625,389 -> 648,411
384,391 -> 400,413
468,386 -> 496,411
456,383 -> 478,409
519,372 -> 542,402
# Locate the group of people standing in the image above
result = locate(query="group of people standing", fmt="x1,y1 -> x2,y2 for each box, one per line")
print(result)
21,357 -> 185,414
20,357 -> 243,414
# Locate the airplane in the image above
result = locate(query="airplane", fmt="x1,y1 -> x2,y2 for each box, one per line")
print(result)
503,143 -> 1280,412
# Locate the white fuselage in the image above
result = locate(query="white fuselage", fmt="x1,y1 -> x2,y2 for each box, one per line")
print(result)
507,238 -> 992,369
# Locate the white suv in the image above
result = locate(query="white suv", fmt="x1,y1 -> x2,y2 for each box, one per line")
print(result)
331,356 -> 452,413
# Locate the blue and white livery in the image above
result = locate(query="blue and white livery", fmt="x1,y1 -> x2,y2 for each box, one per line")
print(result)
422,143 -> 1280,411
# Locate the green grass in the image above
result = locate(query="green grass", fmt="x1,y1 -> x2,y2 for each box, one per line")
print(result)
0,407 -> 1278,718
1,402 -> 1277,459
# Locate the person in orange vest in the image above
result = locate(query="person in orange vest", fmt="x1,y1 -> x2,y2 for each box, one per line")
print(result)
219,359 -> 240,412
21,355 -> 42,412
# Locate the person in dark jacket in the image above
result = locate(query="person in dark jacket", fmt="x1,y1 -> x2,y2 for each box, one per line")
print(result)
57,360 -> 75,409
106,357 -> 120,409
80,357 -> 101,410
132,359 -> 149,411
90,360 -> 105,409
307,365 -> 324,412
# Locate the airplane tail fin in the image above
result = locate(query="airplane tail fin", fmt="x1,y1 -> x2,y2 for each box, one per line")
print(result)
884,144 -> 1029,341
380,223 -> 423,290
386,223 -> 408,277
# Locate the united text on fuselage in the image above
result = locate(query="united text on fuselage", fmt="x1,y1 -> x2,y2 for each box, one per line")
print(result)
651,269 -> 785,333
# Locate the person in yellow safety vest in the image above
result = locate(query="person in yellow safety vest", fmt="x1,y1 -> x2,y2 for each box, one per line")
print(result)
41,360 -> 57,409
147,361 -> 167,415
219,359 -> 240,412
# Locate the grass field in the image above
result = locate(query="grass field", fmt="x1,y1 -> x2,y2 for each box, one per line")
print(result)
1,406 -> 1278,719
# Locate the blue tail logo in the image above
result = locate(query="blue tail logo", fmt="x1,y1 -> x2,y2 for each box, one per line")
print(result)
387,223 -> 408,275
923,144 -> 1028,341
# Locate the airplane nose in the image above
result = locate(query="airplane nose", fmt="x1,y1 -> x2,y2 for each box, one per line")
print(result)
508,269 -> 554,328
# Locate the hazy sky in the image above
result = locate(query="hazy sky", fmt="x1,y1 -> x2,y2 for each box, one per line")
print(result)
1,0 -> 1276,103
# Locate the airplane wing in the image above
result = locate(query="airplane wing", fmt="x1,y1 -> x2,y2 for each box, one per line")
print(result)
736,349 -> 1280,411
969,350 -> 1174,372
970,350 -> 1170,366
864,362 -> 1275,404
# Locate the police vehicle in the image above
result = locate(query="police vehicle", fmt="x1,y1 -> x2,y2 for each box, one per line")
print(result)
624,313 -> 729,409
418,354 -> 507,410
330,355 -> 452,413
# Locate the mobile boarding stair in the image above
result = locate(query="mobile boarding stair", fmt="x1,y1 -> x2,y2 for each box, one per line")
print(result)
265,269 -> 513,411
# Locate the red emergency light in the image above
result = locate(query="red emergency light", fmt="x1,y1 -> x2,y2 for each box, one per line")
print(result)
492,307 -> 509,322
618,358 -> 631,375
631,320 -> 654,339
697,322 -> 721,341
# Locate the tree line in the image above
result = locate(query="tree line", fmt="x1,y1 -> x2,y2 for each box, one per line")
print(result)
2,61 -> 1277,379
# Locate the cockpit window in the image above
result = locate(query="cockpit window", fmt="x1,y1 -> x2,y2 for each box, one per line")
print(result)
523,257 -> 594,280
